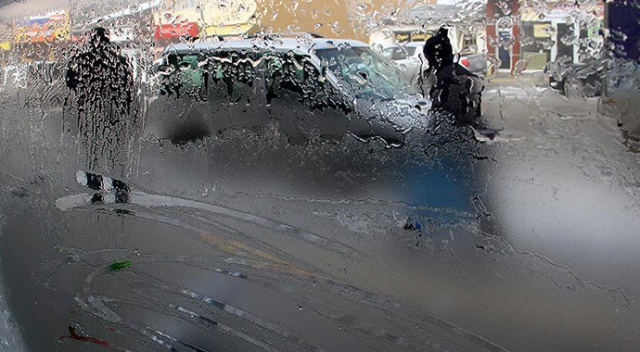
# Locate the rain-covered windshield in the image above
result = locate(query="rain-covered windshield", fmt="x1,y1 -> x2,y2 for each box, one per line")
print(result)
1,0 -> 640,351
315,46 -> 417,99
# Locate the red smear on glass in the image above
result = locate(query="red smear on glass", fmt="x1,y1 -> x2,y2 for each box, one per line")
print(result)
59,326 -> 110,347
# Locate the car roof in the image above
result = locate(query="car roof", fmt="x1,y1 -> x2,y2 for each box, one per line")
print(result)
162,38 -> 370,56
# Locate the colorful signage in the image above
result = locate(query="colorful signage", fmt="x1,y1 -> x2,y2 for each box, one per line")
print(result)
153,0 -> 256,39
154,22 -> 199,39
14,11 -> 69,44
394,31 -> 432,43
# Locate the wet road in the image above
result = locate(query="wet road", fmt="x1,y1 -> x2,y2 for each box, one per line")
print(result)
1,80 -> 640,352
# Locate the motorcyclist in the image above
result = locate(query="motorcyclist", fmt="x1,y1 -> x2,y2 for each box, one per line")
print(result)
423,27 -> 483,126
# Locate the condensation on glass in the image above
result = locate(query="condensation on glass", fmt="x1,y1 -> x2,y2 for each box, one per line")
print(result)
0,0 -> 639,351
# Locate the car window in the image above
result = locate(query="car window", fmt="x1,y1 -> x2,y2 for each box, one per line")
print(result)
383,47 -> 408,60
159,53 -> 207,99
316,46 -> 416,99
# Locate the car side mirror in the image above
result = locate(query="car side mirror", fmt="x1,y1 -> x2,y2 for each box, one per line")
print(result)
153,58 -> 171,73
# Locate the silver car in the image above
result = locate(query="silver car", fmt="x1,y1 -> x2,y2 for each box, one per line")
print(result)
382,42 -> 427,81
382,42 -> 487,84
147,36 -> 432,147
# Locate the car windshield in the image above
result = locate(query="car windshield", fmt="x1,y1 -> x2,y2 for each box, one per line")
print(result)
315,46 -> 417,100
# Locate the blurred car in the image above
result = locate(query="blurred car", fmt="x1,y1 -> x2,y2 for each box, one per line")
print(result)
458,51 -> 488,76
147,36 -> 432,146
382,42 -> 487,83
546,60 -> 604,98
382,42 -> 427,80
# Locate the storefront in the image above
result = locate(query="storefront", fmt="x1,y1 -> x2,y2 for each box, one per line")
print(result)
368,4 -> 482,53
486,0 -> 520,71
369,26 -> 436,51
151,0 -> 256,57
520,12 -> 553,71
520,2 -> 604,70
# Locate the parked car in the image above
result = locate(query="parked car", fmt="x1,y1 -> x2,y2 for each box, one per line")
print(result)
382,42 -> 427,80
147,37 -> 432,146
545,59 -> 604,98
458,51 -> 488,77
382,42 -> 487,85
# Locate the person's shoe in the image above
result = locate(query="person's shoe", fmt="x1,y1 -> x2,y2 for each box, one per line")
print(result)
90,192 -> 104,204
112,179 -> 130,204
85,172 -> 103,191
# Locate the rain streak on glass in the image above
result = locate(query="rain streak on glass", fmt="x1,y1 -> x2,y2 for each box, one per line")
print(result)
0,0 -> 639,351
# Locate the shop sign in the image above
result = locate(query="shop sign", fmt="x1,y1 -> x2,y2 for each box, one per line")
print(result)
154,22 -> 199,39
411,32 -> 432,42
395,32 -> 411,43
533,24 -> 552,38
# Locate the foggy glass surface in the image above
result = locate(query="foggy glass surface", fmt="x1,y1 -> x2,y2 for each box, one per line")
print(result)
0,0 -> 639,351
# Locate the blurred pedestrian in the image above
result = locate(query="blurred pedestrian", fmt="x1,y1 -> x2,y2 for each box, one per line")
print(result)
422,27 -> 483,126
65,27 -> 136,203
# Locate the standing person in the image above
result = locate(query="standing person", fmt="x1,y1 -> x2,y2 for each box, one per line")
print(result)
65,27 -> 136,203
422,27 -> 483,126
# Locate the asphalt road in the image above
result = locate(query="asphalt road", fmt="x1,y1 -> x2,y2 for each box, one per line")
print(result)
1,77 -> 640,352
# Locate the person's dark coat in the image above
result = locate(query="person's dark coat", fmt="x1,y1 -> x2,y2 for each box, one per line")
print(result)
65,27 -> 135,176
423,27 -> 483,126
66,27 -> 133,115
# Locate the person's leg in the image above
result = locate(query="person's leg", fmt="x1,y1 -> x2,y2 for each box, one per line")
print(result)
112,179 -> 130,204
84,172 -> 103,191
79,172 -> 106,204
76,171 -> 130,204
